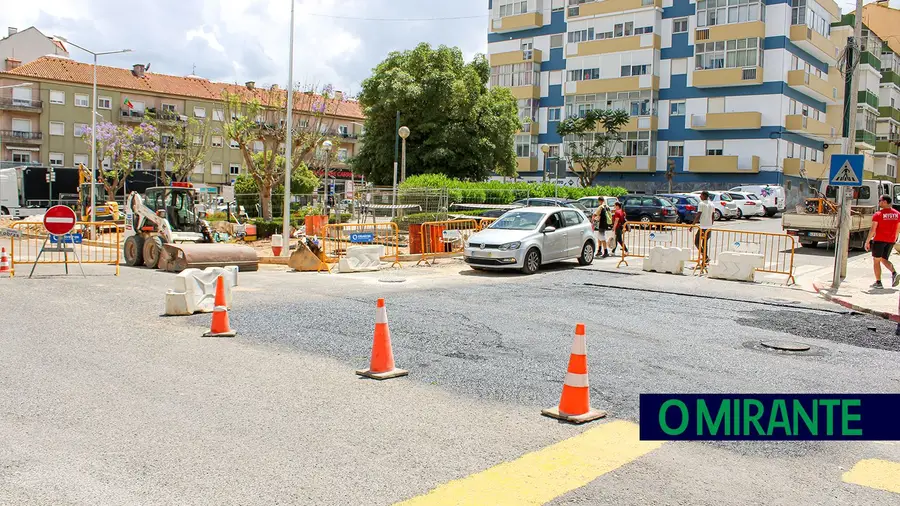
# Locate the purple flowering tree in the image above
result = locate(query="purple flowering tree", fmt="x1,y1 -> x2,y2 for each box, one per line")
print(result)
82,121 -> 160,200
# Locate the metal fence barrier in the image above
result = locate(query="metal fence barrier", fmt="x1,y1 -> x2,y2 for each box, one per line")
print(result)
418,219 -> 480,266
321,222 -> 401,269
9,222 -> 121,277
616,222 -> 701,269
701,228 -> 796,284
477,217 -> 497,230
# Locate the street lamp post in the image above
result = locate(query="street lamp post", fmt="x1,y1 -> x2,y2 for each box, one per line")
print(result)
322,140 -> 333,217
0,83 -> 33,171
540,144 -> 550,184
54,36 -> 131,225
398,126 -> 410,183
280,0 -> 296,256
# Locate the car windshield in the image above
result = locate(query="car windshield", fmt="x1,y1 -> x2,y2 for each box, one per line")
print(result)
490,211 -> 544,230
686,196 -> 700,205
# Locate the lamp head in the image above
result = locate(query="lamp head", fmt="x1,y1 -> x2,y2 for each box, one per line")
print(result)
541,144 -> 550,154
398,126 -> 410,139
322,140 -> 333,151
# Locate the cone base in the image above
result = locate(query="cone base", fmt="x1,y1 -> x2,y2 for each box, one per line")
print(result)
355,368 -> 408,380
541,406 -> 607,424
203,330 -> 237,338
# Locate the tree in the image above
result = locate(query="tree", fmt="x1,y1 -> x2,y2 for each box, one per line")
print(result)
352,43 -> 520,184
82,121 -> 159,199
145,109 -> 212,184
556,109 -> 630,188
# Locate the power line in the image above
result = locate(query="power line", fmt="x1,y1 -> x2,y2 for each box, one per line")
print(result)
306,13 -> 486,22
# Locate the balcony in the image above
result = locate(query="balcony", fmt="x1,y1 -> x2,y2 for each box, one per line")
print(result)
855,130 -> 877,149
879,106 -> 900,124
785,114 -> 836,141
692,67 -> 762,88
858,90 -> 879,109
490,12 -> 543,33
858,51 -> 881,71
565,75 -> 659,95
570,34 -> 660,57
0,130 -> 43,144
121,109 -> 146,122
0,96 -> 42,112
783,158 -> 828,179
882,69 -> 900,88
489,49 -> 542,66
695,21 -> 765,44
567,0 -> 661,19
689,112 -> 762,130
599,156 -> 656,172
620,116 -> 659,132
789,25 -> 838,65
875,140 -> 900,157
689,155 -> 759,173
147,108 -> 185,123
786,70 -> 840,105
516,157 -> 539,172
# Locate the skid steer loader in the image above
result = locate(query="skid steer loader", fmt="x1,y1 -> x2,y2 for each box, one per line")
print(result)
123,182 -> 258,272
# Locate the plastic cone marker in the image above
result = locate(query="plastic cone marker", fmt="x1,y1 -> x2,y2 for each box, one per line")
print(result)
356,298 -> 408,380
203,276 -> 236,337
542,324 -> 607,424
0,248 -> 10,274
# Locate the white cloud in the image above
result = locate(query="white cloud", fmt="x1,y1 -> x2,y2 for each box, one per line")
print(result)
186,26 -> 225,53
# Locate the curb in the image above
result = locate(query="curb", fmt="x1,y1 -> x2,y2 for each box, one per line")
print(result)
811,282 -> 900,322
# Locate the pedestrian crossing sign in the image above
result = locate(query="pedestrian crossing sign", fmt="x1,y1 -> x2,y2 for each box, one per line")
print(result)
828,154 -> 863,187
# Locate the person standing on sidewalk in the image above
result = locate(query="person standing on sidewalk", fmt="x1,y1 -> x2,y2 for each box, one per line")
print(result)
592,197 -> 611,258
610,201 -> 628,255
864,195 -> 900,289
692,191 -> 714,263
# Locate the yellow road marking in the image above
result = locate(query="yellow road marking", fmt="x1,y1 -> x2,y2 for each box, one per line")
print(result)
843,459 -> 900,494
394,420 -> 664,506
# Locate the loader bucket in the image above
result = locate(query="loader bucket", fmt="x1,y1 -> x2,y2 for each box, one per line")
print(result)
288,242 -> 330,272
158,243 -> 259,273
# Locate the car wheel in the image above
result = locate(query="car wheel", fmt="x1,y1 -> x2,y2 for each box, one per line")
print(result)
0,206 -> 9,216
142,236 -> 164,269
521,248 -> 541,275
714,209 -> 723,221
578,241 -> 595,266
737,208 -> 744,219
639,214 -> 651,223
675,215 -> 683,224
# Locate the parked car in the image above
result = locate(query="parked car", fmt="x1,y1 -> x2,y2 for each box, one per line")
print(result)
479,197 -> 585,218
725,191 -> 766,218
576,196 -> 619,214
691,191 -> 739,221
656,194 -> 699,223
618,195 -> 679,223
728,185 -> 786,217
463,207 -> 597,274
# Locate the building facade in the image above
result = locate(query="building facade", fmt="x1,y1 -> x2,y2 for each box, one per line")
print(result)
0,56 -> 364,193
488,0 -> 853,198
0,27 -> 69,71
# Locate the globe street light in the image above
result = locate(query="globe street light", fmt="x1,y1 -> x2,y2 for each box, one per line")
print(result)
322,139 -> 333,217
540,144 -> 550,184
398,126 -> 410,182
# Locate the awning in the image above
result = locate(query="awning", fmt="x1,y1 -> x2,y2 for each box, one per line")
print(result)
7,146 -> 40,151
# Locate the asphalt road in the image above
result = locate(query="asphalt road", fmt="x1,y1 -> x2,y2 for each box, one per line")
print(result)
1,258 -> 899,505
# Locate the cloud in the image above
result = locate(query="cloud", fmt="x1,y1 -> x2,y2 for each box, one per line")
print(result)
5,0 -> 488,93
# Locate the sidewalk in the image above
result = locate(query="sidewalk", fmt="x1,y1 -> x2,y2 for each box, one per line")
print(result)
812,254 -> 900,322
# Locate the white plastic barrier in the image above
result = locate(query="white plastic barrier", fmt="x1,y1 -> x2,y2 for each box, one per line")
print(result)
706,251 -> 764,282
642,246 -> 692,275
338,245 -> 385,273
164,266 -> 239,316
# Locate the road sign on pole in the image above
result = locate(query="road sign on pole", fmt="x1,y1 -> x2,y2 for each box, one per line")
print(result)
828,154 -> 864,187
43,205 -> 77,235
33,205 -> 84,278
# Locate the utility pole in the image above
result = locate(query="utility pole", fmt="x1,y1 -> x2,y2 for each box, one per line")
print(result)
832,0 -> 864,289
391,111 -> 400,219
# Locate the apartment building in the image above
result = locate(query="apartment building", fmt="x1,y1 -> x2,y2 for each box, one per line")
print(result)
0,56 -> 364,192
0,26 -> 69,70
488,0 -> 850,196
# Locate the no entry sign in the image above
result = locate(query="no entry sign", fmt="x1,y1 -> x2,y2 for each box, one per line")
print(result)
43,205 -> 78,236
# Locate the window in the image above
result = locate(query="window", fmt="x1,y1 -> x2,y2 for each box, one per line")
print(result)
211,136 -> 223,147
792,0 -> 829,38
74,154 -> 88,167
74,123 -> 88,137
75,94 -> 89,107
671,101 -> 686,116
97,96 -> 111,109
161,134 -> 175,147
634,26 -> 653,35
213,109 -> 225,121
338,125 -> 349,135
698,0 -> 762,27
253,140 -> 264,152
49,153 -> 64,166
568,27 -> 595,44
49,121 -> 65,136
131,160 -> 143,170
497,0 -> 529,17
491,62 -> 540,87
161,104 -> 176,114
102,157 -> 111,170
193,106 -> 206,118
12,118 -> 31,133
193,135 -> 202,145
706,140 -> 724,156
668,142 -> 685,157
672,58 -> 688,75
548,145 -> 560,158
515,134 -> 536,158
230,164 -> 241,175
695,38 -> 762,70
211,163 -> 223,175
622,131 -> 651,156
621,65 -> 649,77
567,68 -> 600,82
12,152 -> 31,164
707,97 -> 725,113
338,148 -> 349,162
230,139 -> 240,149
565,91 -> 657,118
889,164 -> 897,179
49,91 -> 65,105
673,17 -> 689,33
548,107 -> 562,122
194,163 -> 205,174
550,34 -> 564,49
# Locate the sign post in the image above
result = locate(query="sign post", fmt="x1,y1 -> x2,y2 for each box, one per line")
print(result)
828,155 -> 864,288
30,205 -> 84,278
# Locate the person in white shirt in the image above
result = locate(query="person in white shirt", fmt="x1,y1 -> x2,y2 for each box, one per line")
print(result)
692,191 -> 714,263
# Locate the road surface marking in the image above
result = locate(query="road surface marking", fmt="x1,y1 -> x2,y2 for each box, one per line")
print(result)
842,459 -> 900,494
394,420 -> 664,506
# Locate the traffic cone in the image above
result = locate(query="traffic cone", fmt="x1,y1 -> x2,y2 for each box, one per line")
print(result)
355,298 -> 408,380
542,324 -> 607,424
0,248 -> 10,276
203,276 -> 236,337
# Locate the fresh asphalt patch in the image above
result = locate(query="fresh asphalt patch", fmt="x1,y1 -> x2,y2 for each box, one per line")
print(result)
736,309 -> 900,352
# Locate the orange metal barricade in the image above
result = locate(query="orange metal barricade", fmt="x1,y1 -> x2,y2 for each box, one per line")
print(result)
418,219 -> 480,265
8,221 -> 121,277
321,222 -> 401,268
477,217 -> 497,231
615,222 -> 702,269
701,228 -> 796,284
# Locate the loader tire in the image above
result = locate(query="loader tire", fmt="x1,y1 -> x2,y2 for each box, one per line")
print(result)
124,236 -> 145,267
143,236 -> 164,269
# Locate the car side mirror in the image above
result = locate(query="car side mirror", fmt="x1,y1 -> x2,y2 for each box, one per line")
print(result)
543,226 -> 556,233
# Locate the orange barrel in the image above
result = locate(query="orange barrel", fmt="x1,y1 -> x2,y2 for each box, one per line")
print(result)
409,224 -> 423,254
244,223 -> 257,241
272,234 -> 283,256
429,225 -> 446,254
305,215 -> 327,237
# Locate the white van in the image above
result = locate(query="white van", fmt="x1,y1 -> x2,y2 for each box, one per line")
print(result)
728,185 -> 785,217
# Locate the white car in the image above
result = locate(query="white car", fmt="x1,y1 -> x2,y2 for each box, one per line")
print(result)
729,185 -> 785,217
576,196 -> 619,214
691,191 -> 739,220
725,191 -> 766,218
464,207 -> 597,274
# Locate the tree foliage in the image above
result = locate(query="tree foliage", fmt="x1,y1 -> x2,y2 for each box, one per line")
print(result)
556,109 -> 630,187
82,121 -> 159,199
353,43 -> 520,184
144,110 -> 212,184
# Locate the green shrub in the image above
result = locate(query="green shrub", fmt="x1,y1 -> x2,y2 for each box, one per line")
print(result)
399,175 -> 626,203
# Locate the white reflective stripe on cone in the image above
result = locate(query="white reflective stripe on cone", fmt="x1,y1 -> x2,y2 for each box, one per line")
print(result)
570,335 -> 587,356
376,306 -> 388,324
214,305 -> 227,312
564,372 -> 589,388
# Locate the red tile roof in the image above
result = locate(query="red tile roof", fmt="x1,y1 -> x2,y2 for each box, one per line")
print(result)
1,56 -> 364,119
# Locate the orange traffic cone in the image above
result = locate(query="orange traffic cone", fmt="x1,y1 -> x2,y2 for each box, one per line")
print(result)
355,298 -> 408,380
0,247 -> 10,276
542,324 -> 607,424
203,276 -> 236,337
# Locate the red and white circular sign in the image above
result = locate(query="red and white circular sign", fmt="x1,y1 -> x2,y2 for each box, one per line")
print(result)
43,205 -> 77,236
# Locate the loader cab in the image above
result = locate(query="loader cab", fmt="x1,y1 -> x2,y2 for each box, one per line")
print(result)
78,182 -> 117,221
143,184 -> 200,233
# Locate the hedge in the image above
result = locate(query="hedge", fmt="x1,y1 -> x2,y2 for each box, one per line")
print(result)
399,174 -> 627,204
250,214 -> 352,239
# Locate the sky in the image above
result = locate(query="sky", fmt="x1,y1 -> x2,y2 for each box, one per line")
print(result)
3,0 -> 900,97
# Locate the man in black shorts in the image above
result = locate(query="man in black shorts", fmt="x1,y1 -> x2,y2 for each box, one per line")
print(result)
864,195 -> 900,289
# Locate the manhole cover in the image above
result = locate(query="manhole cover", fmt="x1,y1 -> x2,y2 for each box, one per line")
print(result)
760,340 -> 811,352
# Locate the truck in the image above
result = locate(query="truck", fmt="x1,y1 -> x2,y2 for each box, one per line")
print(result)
0,166 -> 77,218
782,179 -> 897,249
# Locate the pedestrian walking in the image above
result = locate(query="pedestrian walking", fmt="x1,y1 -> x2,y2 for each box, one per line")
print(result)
864,195 -> 900,289
592,197 -> 612,257
692,191 -> 714,263
610,201 -> 628,255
